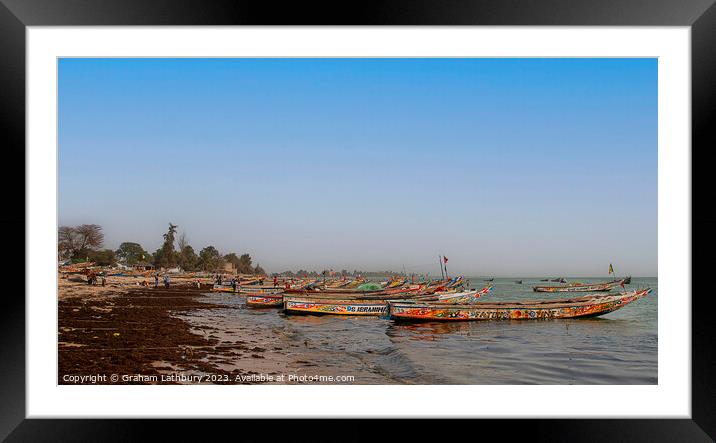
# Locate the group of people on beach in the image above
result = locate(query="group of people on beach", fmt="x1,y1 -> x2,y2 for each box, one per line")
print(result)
215,274 -> 239,292
86,271 -> 106,287
155,273 -> 170,288
140,273 -> 171,288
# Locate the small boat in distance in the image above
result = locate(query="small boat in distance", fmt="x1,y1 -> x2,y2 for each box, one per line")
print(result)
514,280 -> 523,284
532,280 -> 620,293
388,289 -> 651,322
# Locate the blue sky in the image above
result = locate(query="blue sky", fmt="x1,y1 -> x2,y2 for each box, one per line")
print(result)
58,58 -> 657,276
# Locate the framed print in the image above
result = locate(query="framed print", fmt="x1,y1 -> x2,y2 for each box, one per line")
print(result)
4,0 -> 715,440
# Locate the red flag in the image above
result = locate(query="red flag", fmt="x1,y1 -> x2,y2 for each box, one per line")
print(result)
620,280 -> 625,289
443,256 -> 448,263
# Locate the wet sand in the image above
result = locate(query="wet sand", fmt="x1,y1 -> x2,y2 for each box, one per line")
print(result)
58,276 -> 371,384
59,278 -> 242,384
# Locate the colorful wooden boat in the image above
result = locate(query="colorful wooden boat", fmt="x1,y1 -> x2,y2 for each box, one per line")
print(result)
282,284 -> 484,316
532,281 -> 617,293
246,292 -> 284,307
211,284 -> 237,293
388,288 -> 651,322
284,295 -> 393,316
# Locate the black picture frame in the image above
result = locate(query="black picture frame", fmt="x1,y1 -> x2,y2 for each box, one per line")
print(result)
3,0 -> 714,440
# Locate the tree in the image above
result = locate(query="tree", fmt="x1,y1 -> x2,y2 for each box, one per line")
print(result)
198,246 -> 221,272
58,224 -> 104,259
179,245 -> 198,271
224,253 -> 240,271
254,263 -> 266,275
74,224 -> 104,255
157,223 -> 178,268
238,253 -> 253,274
87,249 -> 116,266
177,232 -> 188,254
58,226 -> 77,259
115,242 -> 148,265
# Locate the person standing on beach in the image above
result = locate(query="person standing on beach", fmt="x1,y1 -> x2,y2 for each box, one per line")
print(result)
154,274 -> 159,288
164,274 -> 170,288
231,277 -> 237,293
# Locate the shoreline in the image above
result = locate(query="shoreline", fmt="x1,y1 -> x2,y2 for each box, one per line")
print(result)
58,276 -> 273,384
58,276 -> 380,384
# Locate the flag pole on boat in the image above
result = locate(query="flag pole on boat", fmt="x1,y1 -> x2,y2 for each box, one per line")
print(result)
438,255 -> 445,280
443,255 -> 449,280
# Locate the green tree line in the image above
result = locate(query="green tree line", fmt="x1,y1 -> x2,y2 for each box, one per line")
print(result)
58,223 -> 266,274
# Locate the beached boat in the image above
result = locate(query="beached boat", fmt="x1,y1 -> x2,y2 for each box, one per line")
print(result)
388,288 -> 651,322
283,295 -> 394,316
211,284 -> 237,293
246,292 -> 284,307
283,284 -> 484,316
237,286 -> 283,294
532,281 -> 618,293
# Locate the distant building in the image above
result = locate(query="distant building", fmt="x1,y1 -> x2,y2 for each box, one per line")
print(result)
223,262 -> 238,274
133,262 -> 155,271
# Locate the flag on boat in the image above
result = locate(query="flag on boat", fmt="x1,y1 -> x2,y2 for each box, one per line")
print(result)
608,263 -> 614,275
443,256 -> 448,263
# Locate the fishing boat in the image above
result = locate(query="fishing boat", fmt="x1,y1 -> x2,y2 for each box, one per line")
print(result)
532,280 -> 621,293
283,283 -> 485,316
613,276 -> 632,285
387,288 -> 651,322
237,286 -> 283,294
283,295 -> 396,316
515,280 -> 523,284
246,292 -> 284,307
211,284 -> 237,293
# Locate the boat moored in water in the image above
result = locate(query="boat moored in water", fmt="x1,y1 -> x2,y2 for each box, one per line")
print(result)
282,284 -> 488,316
283,295 -> 397,316
387,288 -> 651,322
246,292 -> 284,307
532,280 -> 621,293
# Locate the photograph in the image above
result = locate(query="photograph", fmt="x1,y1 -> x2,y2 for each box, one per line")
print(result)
57,57 -> 657,386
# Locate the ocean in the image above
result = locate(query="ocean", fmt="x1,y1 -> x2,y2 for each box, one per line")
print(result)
179,277 -> 657,384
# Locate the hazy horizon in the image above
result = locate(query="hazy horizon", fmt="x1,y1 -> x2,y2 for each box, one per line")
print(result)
59,58 -> 657,276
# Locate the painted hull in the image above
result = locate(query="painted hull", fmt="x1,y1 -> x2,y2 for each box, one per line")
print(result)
283,296 -> 390,316
246,293 -> 284,307
282,285 -> 472,316
388,289 -> 651,322
211,286 -> 237,293
532,283 -> 614,293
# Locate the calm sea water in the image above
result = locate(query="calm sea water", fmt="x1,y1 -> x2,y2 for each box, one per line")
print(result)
184,277 -> 657,384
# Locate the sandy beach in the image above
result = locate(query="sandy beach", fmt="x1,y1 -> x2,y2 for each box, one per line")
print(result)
58,275 -> 370,384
